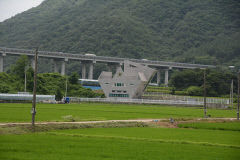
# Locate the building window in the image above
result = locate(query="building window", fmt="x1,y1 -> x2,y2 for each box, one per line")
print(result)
115,83 -> 125,87
112,90 -> 115,92
109,93 -> 129,98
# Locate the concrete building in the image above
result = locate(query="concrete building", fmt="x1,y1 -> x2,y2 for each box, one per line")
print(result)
98,60 -> 156,99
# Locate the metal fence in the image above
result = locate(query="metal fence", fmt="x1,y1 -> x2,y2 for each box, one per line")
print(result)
143,92 -> 229,104
0,93 -> 55,102
69,97 -> 229,106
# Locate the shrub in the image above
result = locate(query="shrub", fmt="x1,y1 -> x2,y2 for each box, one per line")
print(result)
186,86 -> 203,96
0,83 -> 10,93
175,90 -> 188,95
55,87 -> 63,101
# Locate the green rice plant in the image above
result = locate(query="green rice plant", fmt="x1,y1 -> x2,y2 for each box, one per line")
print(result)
178,122 -> 240,131
0,103 -> 236,122
1,127 -> 239,160
53,127 -> 240,147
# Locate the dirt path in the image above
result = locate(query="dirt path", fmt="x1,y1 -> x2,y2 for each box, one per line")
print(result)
0,119 -> 166,126
0,118 -> 237,126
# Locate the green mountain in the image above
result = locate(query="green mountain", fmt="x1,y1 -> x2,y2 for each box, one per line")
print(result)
0,0 -> 239,66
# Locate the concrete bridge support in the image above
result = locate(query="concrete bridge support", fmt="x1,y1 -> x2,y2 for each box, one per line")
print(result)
88,62 -> 94,79
0,53 -> 5,72
60,58 -> 68,76
107,63 -> 122,73
53,59 -> 58,73
61,61 -> 65,76
30,57 -> 35,70
52,58 -> 67,75
157,70 -> 161,85
116,63 -> 122,71
164,69 -> 169,86
82,63 -> 86,79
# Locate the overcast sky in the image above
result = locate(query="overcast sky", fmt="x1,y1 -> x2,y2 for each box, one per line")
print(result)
0,0 -> 45,22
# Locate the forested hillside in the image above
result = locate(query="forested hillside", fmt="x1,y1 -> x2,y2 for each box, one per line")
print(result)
0,0 -> 239,66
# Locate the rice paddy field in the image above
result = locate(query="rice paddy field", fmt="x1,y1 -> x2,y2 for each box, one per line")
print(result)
0,103 -> 236,122
0,103 -> 239,160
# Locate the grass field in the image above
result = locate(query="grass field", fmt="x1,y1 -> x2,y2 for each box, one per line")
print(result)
0,103 -> 236,122
0,103 -> 239,160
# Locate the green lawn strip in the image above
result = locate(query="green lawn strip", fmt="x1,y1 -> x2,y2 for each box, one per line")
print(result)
51,127 -> 240,147
178,122 -> 240,131
0,103 -> 235,122
0,133 -> 239,160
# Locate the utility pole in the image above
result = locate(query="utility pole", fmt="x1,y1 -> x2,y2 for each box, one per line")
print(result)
32,48 -> 38,127
65,76 -> 68,98
204,69 -> 207,118
231,79 -> 234,108
229,66 -> 235,108
24,66 -> 27,92
237,70 -> 240,120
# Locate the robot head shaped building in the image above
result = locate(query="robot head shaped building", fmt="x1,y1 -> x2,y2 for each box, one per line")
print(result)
98,60 -> 156,99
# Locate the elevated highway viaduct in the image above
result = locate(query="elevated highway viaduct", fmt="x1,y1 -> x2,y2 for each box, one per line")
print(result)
0,47 -> 215,85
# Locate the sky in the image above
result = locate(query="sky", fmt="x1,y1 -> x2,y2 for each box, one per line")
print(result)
0,0 -> 45,22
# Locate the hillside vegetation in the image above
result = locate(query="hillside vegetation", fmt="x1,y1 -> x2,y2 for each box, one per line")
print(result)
0,0 -> 239,67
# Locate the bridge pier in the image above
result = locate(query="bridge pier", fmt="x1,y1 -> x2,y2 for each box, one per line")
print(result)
61,58 -> 68,76
61,61 -> 65,76
164,69 -> 169,86
81,61 -> 95,79
52,58 -> 67,75
88,62 -> 94,79
157,70 -> 161,85
116,63 -> 122,72
82,63 -> 86,79
107,63 -> 122,73
53,59 -> 58,73
30,57 -> 35,69
0,53 -> 6,72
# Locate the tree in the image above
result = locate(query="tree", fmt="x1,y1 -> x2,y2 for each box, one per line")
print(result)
55,87 -> 63,101
169,69 -> 237,97
0,83 -> 10,93
69,72 -> 79,84
169,69 -> 203,90
11,55 -> 30,79
26,67 -> 34,91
